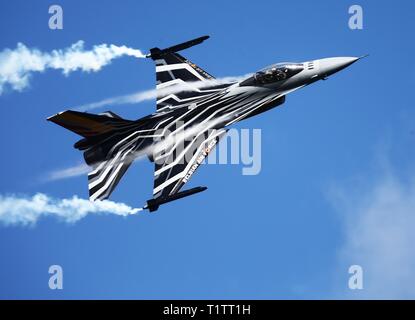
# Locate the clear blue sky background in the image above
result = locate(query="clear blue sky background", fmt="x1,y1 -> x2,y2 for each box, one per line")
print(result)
0,0 -> 414,299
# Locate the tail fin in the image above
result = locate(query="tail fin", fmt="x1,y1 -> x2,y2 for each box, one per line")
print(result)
48,110 -> 139,201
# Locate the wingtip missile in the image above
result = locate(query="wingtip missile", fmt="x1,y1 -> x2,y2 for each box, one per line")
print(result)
146,35 -> 210,59
144,186 -> 208,212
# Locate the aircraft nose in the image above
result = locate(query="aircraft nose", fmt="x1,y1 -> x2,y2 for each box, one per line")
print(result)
318,57 -> 360,77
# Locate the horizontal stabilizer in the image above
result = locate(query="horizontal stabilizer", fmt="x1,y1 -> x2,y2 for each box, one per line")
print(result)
47,110 -> 132,138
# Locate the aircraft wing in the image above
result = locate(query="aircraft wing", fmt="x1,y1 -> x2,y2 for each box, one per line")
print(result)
145,127 -> 227,211
147,36 -> 230,111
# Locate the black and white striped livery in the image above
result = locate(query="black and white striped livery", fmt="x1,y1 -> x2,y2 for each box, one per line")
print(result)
48,35 -> 364,211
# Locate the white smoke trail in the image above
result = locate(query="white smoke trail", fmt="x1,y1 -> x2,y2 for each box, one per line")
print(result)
74,74 -> 251,111
0,41 -> 145,95
47,163 -> 90,181
0,193 -> 142,226
74,88 -> 158,111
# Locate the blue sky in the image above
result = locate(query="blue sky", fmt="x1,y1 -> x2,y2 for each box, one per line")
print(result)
0,0 -> 414,299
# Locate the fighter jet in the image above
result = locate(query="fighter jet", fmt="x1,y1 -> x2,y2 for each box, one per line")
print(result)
48,36 -> 364,212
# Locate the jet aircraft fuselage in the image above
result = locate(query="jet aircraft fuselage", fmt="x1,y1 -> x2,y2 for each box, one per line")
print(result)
148,56 -> 362,129
48,36 -> 364,211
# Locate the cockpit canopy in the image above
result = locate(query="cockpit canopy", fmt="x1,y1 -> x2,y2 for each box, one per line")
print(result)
240,63 -> 304,86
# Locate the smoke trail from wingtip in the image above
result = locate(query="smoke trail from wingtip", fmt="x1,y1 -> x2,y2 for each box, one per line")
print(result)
0,41 -> 145,95
0,193 -> 142,226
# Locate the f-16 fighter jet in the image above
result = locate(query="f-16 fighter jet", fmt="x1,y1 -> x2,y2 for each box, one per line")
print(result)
48,36 -> 364,212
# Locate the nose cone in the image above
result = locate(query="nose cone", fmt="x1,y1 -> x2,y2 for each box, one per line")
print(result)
319,57 -> 360,77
